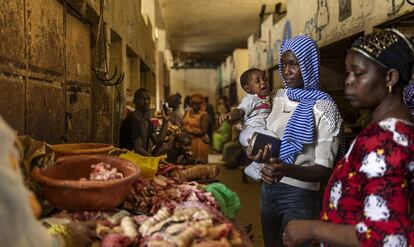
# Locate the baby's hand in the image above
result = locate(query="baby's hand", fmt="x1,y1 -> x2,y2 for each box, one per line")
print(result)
218,113 -> 230,125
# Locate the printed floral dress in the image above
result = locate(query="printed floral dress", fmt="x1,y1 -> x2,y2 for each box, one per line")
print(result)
320,118 -> 414,246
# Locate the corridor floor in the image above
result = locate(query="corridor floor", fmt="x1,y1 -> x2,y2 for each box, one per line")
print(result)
209,154 -> 263,247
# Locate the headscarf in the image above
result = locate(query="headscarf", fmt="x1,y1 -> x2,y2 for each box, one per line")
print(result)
190,93 -> 206,112
190,93 -> 205,104
278,35 -> 334,164
350,28 -> 414,84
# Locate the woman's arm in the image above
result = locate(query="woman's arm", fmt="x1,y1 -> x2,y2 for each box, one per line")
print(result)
186,113 -> 209,137
260,160 -> 332,184
259,112 -> 339,183
283,220 -> 359,247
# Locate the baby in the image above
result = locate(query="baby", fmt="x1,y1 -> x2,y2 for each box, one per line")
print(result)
220,68 -> 271,147
220,68 -> 272,180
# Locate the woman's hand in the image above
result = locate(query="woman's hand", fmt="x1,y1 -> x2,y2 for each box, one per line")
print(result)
66,221 -> 98,247
246,139 -> 272,162
183,127 -> 194,135
283,220 -> 315,247
260,158 -> 286,184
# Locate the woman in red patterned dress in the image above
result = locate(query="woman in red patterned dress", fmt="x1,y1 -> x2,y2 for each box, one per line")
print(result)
282,29 -> 414,246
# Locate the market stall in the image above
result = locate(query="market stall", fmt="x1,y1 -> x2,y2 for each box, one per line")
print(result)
21,138 -> 250,247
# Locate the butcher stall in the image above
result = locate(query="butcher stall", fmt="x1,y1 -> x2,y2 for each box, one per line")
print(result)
19,138 -> 251,247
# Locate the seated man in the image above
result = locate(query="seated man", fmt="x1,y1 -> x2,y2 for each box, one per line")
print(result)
119,88 -> 170,156
166,132 -> 200,165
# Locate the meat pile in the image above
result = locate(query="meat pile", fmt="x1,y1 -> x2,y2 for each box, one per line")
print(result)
51,210 -> 139,247
123,175 -> 218,214
138,202 -> 244,247
158,163 -> 219,181
80,162 -> 124,181
50,202 -> 246,247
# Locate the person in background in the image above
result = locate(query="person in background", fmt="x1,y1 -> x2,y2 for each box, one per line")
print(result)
119,88 -> 171,156
183,95 -> 191,113
283,29 -> 414,247
221,122 -> 245,169
216,96 -> 229,117
249,35 -> 342,247
211,117 -> 231,153
183,94 -> 209,163
167,93 -> 183,126
166,132 -> 199,165
205,96 -> 216,142
0,117 -> 97,247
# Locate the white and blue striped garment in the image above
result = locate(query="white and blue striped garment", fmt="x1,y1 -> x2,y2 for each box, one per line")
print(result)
278,35 -> 333,164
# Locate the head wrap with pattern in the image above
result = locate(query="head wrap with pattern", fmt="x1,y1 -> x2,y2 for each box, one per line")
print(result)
350,28 -> 414,84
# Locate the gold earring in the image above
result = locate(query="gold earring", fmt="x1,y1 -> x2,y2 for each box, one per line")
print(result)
388,85 -> 392,93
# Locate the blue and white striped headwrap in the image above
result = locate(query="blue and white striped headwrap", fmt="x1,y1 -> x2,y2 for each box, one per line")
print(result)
278,35 -> 333,164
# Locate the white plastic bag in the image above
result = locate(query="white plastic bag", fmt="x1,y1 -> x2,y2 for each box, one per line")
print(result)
244,161 -> 262,181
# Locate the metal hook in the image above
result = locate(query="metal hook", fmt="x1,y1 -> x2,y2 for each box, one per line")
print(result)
94,66 -> 124,86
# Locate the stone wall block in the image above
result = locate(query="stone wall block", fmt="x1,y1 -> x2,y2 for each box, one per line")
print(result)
0,0 -> 25,69
66,89 -> 91,142
0,75 -> 25,134
27,0 -> 64,76
26,79 -> 65,144
66,14 -> 91,84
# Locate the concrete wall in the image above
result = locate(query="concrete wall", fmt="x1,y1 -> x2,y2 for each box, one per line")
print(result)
170,69 -> 217,105
249,0 -> 414,69
0,0 -> 75,143
0,0 -> 163,144
247,0 -> 414,122
217,49 -> 249,104
233,49 -> 249,102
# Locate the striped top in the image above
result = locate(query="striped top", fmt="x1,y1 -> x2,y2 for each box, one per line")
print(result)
278,35 -> 342,164
268,90 -> 341,190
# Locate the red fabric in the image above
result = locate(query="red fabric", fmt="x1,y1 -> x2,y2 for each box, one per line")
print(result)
253,103 -> 270,110
150,118 -> 160,127
320,119 -> 414,247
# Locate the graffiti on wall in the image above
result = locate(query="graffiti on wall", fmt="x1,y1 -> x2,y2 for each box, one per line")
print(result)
387,0 -> 405,17
266,21 -> 291,67
283,21 -> 292,41
303,0 -> 329,41
267,29 -> 273,67
339,0 -> 352,21
273,40 -> 281,64
269,20 -> 291,65
303,0 -> 376,44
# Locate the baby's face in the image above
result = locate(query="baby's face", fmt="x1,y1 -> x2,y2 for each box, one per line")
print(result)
245,70 -> 269,97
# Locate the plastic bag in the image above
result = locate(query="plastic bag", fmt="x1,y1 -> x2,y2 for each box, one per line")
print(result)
244,161 -> 262,181
119,151 -> 166,178
205,183 -> 241,219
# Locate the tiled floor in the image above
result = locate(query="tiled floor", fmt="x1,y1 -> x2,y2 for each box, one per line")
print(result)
209,154 -> 263,247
